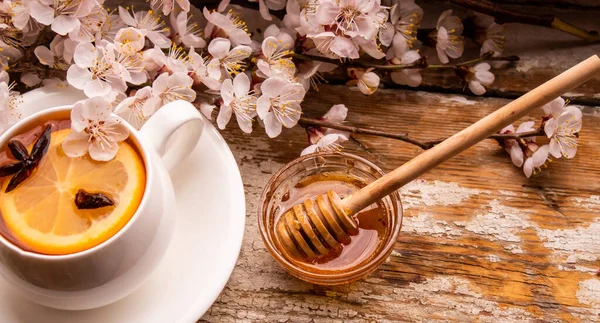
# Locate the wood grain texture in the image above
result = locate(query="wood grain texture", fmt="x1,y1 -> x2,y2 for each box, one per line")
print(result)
199,84 -> 600,322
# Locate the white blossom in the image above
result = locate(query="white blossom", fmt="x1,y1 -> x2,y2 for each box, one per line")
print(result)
114,86 -> 155,130
434,9 -> 464,64
150,0 -> 190,16
466,63 -> 495,95
189,48 -> 222,90
217,72 -> 257,133
545,106 -> 582,159
256,36 -> 296,80
66,42 -> 128,97
499,121 -> 536,168
146,72 -> 196,110
170,11 -> 206,49
118,7 -> 170,48
257,77 -> 305,138
381,0 -> 423,58
301,133 -> 348,156
203,7 -> 252,46
30,0 -> 99,35
523,144 -> 549,178
297,61 -> 337,91
473,13 -> 505,57
207,37 -> 251,77
34,34 -> 72,69
315,0 -> 381,40
62,96 -> 130,161
390,50 -> 422,87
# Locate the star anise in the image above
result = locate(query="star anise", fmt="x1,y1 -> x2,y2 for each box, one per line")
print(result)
0,125 -> 52,193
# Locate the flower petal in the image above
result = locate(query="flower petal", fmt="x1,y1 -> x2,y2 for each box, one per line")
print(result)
34,46 -> 55,66
208,37 -> 231,59
548,137 -> 562,159
89,139 -> 118,161
323,104 -> 347,123
232,73 -> 250,98
256,95 -> 271,119
62,132 -> 90,158
301,144 -> 317,156
29,1 -> 55,25
236,113 -> 253,133
52,15 -> 80,35
264,112 -> 282,138
330,36 -> 359,59
509,144 -> 524,167
516,121 -> 535,133
66,65 -> 92,90
468,80 -> 486,95
316,1 -> 340,25
217,104 -> 232,129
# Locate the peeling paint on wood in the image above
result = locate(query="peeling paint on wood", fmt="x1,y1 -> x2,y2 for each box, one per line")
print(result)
200,83 -> 600,321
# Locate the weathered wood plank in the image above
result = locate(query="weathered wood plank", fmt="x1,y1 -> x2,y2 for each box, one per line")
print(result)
200,85 -> 600,322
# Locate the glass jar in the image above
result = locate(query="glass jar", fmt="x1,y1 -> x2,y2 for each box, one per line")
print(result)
258,152 -> 402,285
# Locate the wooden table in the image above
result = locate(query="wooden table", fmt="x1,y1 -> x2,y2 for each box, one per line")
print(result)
200,3 -> 600,322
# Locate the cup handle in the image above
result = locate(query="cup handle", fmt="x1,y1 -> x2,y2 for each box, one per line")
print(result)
139,100 -> 203,173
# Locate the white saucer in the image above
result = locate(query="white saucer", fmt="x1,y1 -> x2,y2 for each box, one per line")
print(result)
0,85 -> 246,322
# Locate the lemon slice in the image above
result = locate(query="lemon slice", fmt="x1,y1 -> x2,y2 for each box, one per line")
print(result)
0,129 -> 145,255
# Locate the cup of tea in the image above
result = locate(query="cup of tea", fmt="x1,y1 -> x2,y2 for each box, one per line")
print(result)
0,100 -> 203,310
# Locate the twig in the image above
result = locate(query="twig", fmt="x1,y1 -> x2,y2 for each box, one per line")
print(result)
190,0 -> 285,19
292,52 -> 519,71
489,129 -> 546,140
299,117 -> 439,150
299,117 -> 545,150
449,0 -> 600,42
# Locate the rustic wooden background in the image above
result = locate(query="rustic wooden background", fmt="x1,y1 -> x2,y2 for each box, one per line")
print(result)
199,2 -> 600,322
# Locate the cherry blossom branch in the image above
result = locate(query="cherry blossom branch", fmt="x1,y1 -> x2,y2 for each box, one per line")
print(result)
292,53 -> 519,71
298,117 -> 440,150
449,0 -> 600,42
299,117 -> 545,150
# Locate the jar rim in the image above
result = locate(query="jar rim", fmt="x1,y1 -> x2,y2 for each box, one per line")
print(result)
258,151 -> 403,283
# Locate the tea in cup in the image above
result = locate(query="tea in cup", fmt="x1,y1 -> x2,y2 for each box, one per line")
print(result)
0,99 -> 203,310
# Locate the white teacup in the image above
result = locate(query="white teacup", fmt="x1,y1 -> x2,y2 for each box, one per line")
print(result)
0,100 -> 203,310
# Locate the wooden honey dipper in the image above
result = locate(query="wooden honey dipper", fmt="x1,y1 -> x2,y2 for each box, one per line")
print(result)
276,55 -> 600,261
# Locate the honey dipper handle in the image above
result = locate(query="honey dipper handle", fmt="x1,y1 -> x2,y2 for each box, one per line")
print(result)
341,55 -> 600,215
